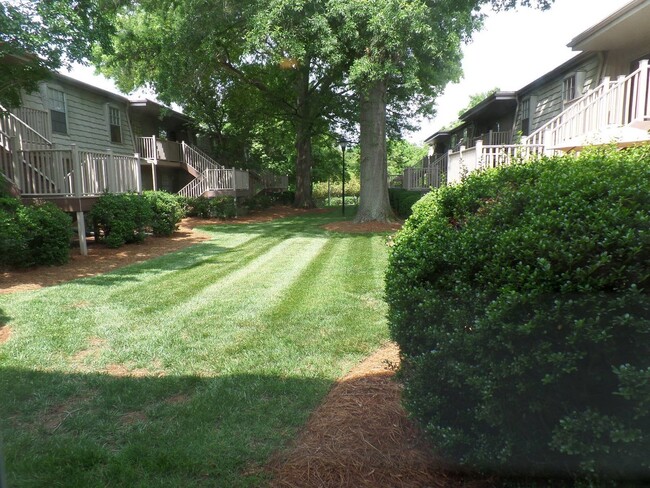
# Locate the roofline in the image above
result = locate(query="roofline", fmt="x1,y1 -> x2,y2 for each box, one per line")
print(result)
129,98 -> 189,121
459,91 -> 517,121
568,0 -> 648,49
52,72 -> 130,104
517,52 -> 597,95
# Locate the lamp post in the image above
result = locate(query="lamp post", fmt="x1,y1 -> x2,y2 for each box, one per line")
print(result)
340,139 -> 347,216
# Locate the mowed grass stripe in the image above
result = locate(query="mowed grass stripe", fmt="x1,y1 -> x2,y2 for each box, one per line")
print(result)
82,235 -> 330,374
107,233 -> 284,313
0,210 -> 394,487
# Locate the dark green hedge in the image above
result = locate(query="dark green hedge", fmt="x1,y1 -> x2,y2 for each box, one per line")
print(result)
143,191 -> 184,236
0,199 -> 72,268
90,193 -> 153,248
388,188 -> 423,218
386,146 -> 650,482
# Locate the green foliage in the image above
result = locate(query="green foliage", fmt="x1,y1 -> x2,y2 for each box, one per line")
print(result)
386,146 -> 650,481
388,188 -> 422,218
0,198 -> 72,268
313,176 -> 361,200
243,194 -> 274,212
387,140 -> 428,175
143,191 -> 185,237
0,208 -> 27,268
16,203 -> 73,266
90,193 -> 153,248
0,1 -> 118,108
184,196 -> 237,219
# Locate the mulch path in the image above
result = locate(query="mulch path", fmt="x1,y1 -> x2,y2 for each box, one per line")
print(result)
0,206 -> 486,486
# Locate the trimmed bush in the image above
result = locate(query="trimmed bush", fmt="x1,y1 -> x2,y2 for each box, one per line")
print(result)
0,207 -> 27,267
0,198 -> 71,268
386,147 -> 650,481
184,196 -> 238,219
388,188 -> 423,218
90,193 -> 153,248
17,203 -> 73,266
143,191 -> 185,236
274,190 -> 295,205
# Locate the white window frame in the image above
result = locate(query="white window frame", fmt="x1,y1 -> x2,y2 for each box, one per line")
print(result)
47,86 -> 68,135
563,75 -> 577,103
107,105 -> 123,144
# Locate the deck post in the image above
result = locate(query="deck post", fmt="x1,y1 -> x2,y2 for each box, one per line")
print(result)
151,135 -> 158,191
107,149 -> 116,192
636,60 -> 649,122
232,167 -> 237,218
543,129 -> 554,156
134,153 -> 142,193
76,211 -> 88,256
70,144 -> 88,256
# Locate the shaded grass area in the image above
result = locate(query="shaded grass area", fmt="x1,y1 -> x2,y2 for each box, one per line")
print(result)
0,209 -> 392,487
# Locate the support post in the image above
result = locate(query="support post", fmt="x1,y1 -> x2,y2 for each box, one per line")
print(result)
71,144 -> 82,198
635,60 -> 649,122
475,140 -> 484,170
232,167 -> 237,218
76,211 -> 88,256
543,129 -> 554,156
134,153 -> 142,193
151,135 -> 158,191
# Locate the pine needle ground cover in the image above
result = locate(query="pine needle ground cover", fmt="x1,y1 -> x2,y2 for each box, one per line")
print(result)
0,210 -> 390,487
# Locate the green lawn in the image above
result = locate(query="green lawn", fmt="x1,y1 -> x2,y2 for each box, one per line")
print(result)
0,209 -> 392,487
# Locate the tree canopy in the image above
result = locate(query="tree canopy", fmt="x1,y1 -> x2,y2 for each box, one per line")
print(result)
0,0 -> 118,108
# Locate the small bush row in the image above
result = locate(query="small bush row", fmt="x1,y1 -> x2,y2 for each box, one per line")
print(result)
388,188 -> 423,218
0,195 -> 72,268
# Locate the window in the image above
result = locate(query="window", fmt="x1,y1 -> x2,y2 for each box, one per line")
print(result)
109,106 -> 122,143
563,75 -> 577,102
520,98 -> 531,135
47,87 -> 67,134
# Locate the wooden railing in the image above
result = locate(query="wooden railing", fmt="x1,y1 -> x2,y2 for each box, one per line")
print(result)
0,105 -> 52,151
526,60 -> 650,148
447,142 -> 545,184
177,168 -> 250,198
403,153 -> 448,191
181,141 -> 223,172
11,146 -> 141,197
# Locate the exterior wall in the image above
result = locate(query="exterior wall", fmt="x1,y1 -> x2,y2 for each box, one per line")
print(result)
515,54 -> 602,135
21,78 -> 136,155
603,47 -> 650,78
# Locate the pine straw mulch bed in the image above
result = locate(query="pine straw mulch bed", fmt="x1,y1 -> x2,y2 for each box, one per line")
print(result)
1,206 -> 490,486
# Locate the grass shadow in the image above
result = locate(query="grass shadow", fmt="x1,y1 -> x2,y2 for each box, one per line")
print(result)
0,367 -> 332,487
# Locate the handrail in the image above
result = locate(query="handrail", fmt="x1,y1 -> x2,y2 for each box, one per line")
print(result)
526,60 -> 650,148
0,104 -> 52,147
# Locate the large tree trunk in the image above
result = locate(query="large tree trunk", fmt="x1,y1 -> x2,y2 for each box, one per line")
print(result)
294,123 -> 313,208
293,62 -> 315,208
355,78 -> 393,222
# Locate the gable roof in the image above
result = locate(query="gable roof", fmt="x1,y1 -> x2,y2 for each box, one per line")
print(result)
568,0 -> 650,51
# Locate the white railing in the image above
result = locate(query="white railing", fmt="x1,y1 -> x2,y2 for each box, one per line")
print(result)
177,168 -> 250,198
12,107 -> 51,141
181,141 -> 223,173
447,142 -> 545,184
526,60 -> 650,148
17,149 -> 73,196
77,150 -> 141,195
14,146 -> 141,197
403,153 -> 447,191
0,105 -> 52,151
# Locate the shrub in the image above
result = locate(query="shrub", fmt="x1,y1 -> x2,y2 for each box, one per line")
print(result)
184,196 -> 211,218
90,193 -> 153,248
273,190 -> 295,205
244,193 -> 274,211
16,203 -> 72,266
386,147 -> 650,481
388,188 -> 423,218
143,191 -> 185,236
0,207 -> 27,267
